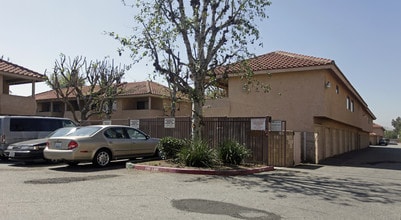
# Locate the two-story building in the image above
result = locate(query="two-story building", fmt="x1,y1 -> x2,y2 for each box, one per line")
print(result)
204,51 -> 376,163
0,59 -> 44,115
36,81 -> 192,122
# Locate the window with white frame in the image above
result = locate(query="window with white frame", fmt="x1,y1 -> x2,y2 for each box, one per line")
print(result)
346,96 -> 355,112
351,100 -> 354,112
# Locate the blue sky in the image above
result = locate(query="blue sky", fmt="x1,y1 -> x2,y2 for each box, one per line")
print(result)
1,0 -> 400,129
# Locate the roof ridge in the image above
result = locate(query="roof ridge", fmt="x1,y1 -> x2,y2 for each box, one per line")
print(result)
274,50 -> 333,63
35,80 -> 173,100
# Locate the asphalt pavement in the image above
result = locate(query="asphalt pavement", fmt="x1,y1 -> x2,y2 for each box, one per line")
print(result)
0,145 -> 400,219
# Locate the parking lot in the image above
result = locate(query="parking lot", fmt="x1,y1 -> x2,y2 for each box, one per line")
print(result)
1,145 -> 401,220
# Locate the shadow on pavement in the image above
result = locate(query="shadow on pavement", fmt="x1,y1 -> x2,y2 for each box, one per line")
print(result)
289,164 -> 324,170
172,199 -> 281,220
46,157 -> 161,173
187,167 -> 401,206
319,145 -> 401,171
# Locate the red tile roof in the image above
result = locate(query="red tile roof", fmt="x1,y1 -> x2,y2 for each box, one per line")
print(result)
36,81 -> 171,100
0,59 -> 44,80
216,51 -> 333,74
121,81 -> 170,97
372,123 -> 385,129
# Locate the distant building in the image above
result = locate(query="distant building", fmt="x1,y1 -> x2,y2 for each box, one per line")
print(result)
370,123 -> 385,145
35,81 -> 192,122
204,51 -> 376,163
0,59 -> 44,115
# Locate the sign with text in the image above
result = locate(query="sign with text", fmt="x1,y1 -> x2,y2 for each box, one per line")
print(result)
270,120 -> 282,132
103,120 -> 111,125
251,118 -> 266,131
164,118 -> 176,128
130,119 -> 140,129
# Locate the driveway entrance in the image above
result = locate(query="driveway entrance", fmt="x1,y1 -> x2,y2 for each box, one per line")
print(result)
319,144 -> 401,170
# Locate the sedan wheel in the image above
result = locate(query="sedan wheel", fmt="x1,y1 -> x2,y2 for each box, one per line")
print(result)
93,150 -> 111,167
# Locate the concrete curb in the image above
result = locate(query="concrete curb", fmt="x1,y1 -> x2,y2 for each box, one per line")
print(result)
126,162 -> 275,176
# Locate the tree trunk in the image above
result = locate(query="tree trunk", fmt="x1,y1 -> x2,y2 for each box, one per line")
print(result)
191,82 -> 205,141
192,101 -> 203,141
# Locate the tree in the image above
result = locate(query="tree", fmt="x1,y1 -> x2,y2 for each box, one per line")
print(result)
46,54 -> 126,124
46,69 -> 85,88
391,116 -> 401,136
111,0 -> 271,140
384,130 -> 398,139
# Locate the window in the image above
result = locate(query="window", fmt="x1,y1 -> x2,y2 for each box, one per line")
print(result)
137,101 -> 148,110
67,101 -> 80,111
126,128 -> 147,140
10,118 -> 75,132
351,100 -> 354,112
68,127 -> 101,137
39,102 -> 51,112
346,96 -> 355,112
53,103 -> 62,112
336,85 -> 339,94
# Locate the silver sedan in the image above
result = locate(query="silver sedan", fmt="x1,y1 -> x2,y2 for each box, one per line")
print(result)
44,125 -> 160,167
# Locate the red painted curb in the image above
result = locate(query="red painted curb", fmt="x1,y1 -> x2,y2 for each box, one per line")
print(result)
128,163 -> 275,176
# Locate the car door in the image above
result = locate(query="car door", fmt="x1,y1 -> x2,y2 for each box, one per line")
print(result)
103,127 -> 133,157
125,127 -> 154,155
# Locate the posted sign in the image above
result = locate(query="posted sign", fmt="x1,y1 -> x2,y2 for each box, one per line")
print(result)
130,119 -> 140,129
164,118 -> 176,128
270,120 -> 282,132
103,120 -> 111,125
251,118 -> 266,131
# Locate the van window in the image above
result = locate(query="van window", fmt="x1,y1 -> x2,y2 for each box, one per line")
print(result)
62,120 -> 76,127
10,118 -> 73,132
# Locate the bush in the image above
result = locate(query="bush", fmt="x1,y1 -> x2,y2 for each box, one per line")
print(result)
177,139 -> 218,168
218,140 -> 251,165
157,137 -> 186,159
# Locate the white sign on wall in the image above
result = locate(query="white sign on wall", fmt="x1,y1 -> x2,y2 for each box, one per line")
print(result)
270,120 -> 282,132
103,120 -> 111,125
251,118 -> 266,131
130,119 -> 140,129
164,118 -> 176,128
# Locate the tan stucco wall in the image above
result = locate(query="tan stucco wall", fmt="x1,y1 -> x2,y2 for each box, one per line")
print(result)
0,94 -> 37,115
204,68 -> 374,163
372,126 -> 385,137
205,70 -> 326,131
204,69 -> 373,133
322,71 -> 373,132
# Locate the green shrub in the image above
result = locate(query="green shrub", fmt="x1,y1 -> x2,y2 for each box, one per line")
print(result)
218,140 -> 251,165
157,137 -> 186,159
177,139 -> 218,168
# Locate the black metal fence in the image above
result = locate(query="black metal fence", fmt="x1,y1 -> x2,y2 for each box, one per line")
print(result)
86,117 -> 292,166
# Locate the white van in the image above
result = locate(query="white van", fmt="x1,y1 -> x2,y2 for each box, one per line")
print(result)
0,116 -> 76,159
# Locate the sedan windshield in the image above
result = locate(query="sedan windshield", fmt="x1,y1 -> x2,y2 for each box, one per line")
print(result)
66,127 -> 101,137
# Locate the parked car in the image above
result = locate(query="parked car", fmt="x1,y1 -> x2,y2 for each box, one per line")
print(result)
0,116 -> 76,159
44,125 -> 161,167
5,127 -> 79,162
379,138 -> 389,146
